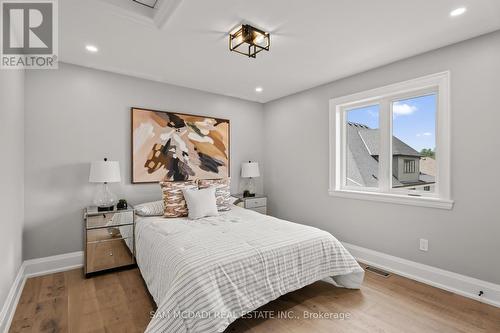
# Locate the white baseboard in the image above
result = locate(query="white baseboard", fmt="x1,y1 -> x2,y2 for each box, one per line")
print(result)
23,251 -> 84,279
343,242 -> 500,308
0,251 -> 83,333
0,265 -> 25,333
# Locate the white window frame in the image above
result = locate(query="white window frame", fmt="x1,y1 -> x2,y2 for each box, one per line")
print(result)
329,72 -> 453,209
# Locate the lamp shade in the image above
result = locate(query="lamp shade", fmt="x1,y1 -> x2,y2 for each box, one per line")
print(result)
241,162 -> 260,178
89,160 -> 121,183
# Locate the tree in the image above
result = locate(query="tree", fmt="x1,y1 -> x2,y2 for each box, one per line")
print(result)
420,148 -> 435,158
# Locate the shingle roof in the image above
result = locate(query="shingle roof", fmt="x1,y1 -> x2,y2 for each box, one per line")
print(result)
346,123 -> 380,187
420,157 -> 436,177
346,122 -> 433,188
357,128 -> 421,157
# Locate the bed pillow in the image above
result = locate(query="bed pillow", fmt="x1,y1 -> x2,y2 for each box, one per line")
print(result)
160,180 -> 197,217
230,196 -> 241,205
182,187 -> 219,220
198,178 -> 231,211
135,200 -> 164,217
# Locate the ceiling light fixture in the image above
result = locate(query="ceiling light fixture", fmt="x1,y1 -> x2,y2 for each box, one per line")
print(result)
85,45 -> 98,53
229,24 -> 270,58
450,7 -> 466,17
255,87 -> 263,93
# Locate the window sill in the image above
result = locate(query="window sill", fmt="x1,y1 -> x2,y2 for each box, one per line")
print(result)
328,189 -> 454,210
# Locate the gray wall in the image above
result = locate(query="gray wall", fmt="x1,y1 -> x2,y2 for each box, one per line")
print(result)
24,63 -> 265,259
0,70 -> 24,311
263,31 -> 500,284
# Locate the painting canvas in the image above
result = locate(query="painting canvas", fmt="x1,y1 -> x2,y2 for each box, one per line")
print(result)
132,108 -> 230,183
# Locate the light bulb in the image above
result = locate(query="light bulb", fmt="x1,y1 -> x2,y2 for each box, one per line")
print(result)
253,34 -> 265,45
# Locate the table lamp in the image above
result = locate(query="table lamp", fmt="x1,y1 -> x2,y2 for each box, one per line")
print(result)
89,158 -> 121,211
241,161 -> 260,197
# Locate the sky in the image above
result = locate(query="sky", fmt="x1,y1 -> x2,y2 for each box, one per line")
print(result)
347,93 -> 436,152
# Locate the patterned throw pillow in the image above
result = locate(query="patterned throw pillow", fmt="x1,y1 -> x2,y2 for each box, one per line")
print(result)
160,180 -> 197,217
135,200 -> 164,216
198,178 -> 231,211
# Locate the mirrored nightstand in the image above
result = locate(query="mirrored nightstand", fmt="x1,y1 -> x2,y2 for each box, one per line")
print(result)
234,194 -> 267,214
84,206 -> 136,277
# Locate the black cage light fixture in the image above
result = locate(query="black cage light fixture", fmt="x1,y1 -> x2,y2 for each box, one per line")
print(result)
229,24 -> 270,58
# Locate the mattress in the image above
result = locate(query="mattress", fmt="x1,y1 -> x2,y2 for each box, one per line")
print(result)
135,205 -> 364,333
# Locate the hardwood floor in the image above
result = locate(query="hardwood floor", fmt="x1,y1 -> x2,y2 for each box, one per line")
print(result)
9,265 -> 500,332
9,269 -> 153,333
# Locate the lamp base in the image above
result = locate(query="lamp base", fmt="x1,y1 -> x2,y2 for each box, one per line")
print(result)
93,183 -> 117,211
97,205 -> 114,212
242,178 -> 257,198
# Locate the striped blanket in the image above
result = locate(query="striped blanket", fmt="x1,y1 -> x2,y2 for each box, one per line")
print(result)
136,205 -> 364,333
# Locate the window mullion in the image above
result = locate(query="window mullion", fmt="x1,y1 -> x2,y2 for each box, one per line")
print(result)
378,99 -> 391,193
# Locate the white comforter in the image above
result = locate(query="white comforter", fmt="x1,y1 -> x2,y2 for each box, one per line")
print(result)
136,205 -> 364,333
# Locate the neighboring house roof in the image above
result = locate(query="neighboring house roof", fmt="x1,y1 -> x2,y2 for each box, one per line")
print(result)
346,122 -> 434,188
357,127 -> 421,157
346,123 -> 380,187
420,157 -> 436,177
418,173 -> 435,184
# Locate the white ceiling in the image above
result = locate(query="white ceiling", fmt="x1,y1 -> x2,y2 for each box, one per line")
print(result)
60,0 -> 500,103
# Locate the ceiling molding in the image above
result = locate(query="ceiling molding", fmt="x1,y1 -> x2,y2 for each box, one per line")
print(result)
96,0 -> 154,26
154,0 -> 183,29
96,0 -> 183,29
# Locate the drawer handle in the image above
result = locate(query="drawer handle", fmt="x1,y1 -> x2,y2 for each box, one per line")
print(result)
109,252 -> 113,256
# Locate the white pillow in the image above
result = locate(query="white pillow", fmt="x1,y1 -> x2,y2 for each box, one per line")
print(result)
229,196 -> 240,205
135,200 -> 164,216
182,187 -> 219,220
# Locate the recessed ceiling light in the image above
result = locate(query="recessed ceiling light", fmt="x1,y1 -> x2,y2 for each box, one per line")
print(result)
85,45 -> 98,53
450,7 -> 466,17
255,87 -> 263,93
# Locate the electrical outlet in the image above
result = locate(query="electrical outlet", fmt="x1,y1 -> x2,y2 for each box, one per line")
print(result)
419,238 -> 429,251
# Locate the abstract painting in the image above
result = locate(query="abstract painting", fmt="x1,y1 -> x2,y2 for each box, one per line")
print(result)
131,108 -> 230,183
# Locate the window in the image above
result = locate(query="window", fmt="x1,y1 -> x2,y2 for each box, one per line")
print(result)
403,159 -> 416,174
329,72 -> 452,209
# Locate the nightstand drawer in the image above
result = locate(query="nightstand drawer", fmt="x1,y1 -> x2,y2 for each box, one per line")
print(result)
245,197 -> 267,208
86,238 -> 134,274
250,206 -> 267,214
86,211 -> 133,229
86,225 -> 133,243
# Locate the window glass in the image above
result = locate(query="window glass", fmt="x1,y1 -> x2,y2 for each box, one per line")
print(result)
392,94 -> 436,193
346,105 -> 380,188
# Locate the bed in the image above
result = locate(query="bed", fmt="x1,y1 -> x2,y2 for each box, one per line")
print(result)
134,205 -> 364,333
